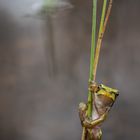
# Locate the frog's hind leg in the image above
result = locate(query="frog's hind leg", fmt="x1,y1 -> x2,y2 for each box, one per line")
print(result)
96,129 -> 102,140
86,129 -> 95,140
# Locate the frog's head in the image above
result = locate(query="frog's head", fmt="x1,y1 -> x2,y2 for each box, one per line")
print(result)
94,84 -> 119,113
97,84 -> 119,102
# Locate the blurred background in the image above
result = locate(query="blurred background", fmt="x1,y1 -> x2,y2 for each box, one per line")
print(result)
0,0 -> 140,139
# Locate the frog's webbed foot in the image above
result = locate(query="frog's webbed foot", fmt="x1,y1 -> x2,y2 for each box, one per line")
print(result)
79,102 -> 87,111
88,81 -> 99,93
94,128 -> 102,140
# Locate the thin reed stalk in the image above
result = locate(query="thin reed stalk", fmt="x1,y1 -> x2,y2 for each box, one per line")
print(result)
87,0 -> 97,118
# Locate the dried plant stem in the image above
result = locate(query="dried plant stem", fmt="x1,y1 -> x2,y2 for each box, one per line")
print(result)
93,0 -> 113,81
102,0 -> 113,36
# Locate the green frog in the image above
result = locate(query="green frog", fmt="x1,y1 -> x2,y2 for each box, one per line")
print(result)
79,82 -> 119,140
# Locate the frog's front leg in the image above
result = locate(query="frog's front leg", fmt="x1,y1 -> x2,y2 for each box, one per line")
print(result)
79,102 -> 88,140
79,102 -> 106,140
82,113 -> 107,129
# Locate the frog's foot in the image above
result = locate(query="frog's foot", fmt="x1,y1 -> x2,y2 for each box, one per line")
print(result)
79,102 -> 87,122
79,102 -> 87,111
94,128 -> 102,140
88,81 -> 99,93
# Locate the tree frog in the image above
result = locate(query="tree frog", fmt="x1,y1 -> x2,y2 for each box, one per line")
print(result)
79,82 -> 119,140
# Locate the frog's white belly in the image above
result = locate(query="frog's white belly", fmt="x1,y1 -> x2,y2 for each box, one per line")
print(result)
92,105 -> 99,120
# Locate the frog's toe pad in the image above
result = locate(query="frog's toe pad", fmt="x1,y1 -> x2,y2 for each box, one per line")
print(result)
79,102 -> 87,111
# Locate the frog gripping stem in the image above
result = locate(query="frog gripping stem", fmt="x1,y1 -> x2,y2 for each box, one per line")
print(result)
79,0 -> 119,140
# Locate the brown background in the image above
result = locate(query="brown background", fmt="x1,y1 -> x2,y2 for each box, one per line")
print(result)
0,0 -> 140,139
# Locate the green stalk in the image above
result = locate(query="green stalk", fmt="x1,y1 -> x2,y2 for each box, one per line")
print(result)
87,0 -> 97,117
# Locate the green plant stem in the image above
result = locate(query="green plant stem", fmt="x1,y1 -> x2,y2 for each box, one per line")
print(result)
87,0 -> 97,118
